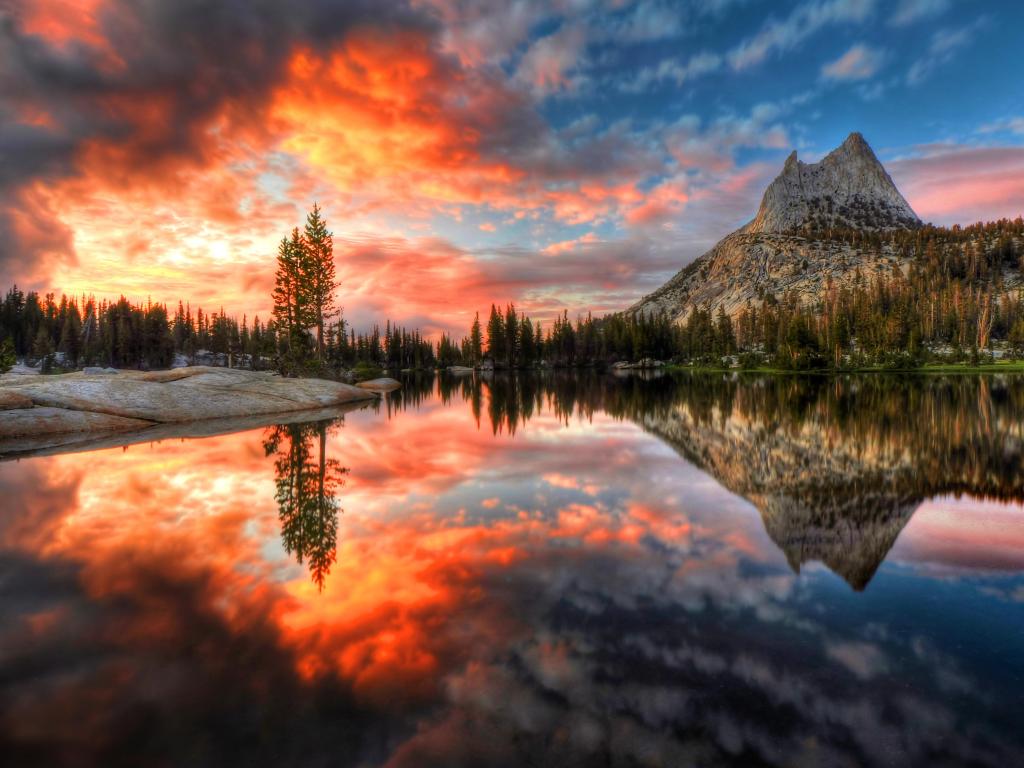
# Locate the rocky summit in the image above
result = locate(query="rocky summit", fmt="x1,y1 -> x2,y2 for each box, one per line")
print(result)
745,132 -> 919,234
631,132 -> 922,322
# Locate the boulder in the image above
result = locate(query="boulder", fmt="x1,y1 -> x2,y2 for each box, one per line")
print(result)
1,401 -> 368,460
0,366 -> 375,424
356,377 -> 402,392
0,391 -> 34,409
3,364 -> 39,377
0,406 -> 151,440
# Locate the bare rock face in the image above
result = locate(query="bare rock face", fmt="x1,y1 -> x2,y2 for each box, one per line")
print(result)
631,133 -> 921,322
745,132 -> 920,234
0,367 -> 377,455
0,391 -> 33,410
0,407 -> 151,440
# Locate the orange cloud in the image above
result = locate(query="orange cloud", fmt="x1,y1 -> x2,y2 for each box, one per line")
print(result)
271,36 -> 513,209
7,1 -> 1022,340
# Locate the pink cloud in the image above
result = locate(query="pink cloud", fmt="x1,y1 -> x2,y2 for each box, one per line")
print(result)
889,145 -> 1024,224
821,43 -> 885,81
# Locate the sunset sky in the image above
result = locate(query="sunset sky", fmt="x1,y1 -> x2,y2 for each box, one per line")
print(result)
3,0 -> 1024,336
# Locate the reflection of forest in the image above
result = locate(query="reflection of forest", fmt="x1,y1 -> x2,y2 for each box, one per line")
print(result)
263,420 -> 348,590
638,374 -> 1024,589
392,371 -> 1024,590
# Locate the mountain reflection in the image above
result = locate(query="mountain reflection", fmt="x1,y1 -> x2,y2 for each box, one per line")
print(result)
2,373 -> 1023,767
410,371 -> 1024,590
263,420 -> 348,589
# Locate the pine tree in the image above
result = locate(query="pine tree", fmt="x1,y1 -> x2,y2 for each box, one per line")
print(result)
0,337 -> 15,374
32,325 -> 55,373
469,312 -> 483,365
59,302 -> 82,367
519,316 -> 535,367
504,304 -> 519,368
715,305 -> 735,356
486,304 -> 505,364
273,228 -> 313,370
303,203 -> 338,362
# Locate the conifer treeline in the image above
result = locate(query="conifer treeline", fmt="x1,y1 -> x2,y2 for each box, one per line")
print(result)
716,216 -> 1024,368
431,217 -> 1024,371
0,285 -> 444,374
2,217 -> 1023,374
0,291 -> 178,373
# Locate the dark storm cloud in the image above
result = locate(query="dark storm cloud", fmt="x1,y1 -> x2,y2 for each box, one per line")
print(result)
0,0 -> 438,281
1,0 -> 435,166
0,0 -> 662,291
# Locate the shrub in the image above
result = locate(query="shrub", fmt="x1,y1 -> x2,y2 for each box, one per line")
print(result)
0,338 -> 14,374
351,361 -> 384,381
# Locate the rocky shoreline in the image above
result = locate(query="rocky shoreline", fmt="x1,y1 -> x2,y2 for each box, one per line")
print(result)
0,367 -> 378,459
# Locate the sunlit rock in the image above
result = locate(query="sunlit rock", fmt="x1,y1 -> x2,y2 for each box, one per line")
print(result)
630,133 -> 924,322
0,367 -> 376,447
0,391 -> 33,410
356,377 -> 402,392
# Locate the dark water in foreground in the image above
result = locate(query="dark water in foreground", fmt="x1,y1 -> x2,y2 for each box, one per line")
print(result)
1,372 -> 1023,767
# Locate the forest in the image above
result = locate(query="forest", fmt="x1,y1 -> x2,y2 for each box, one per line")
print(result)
2,216 -> 1023,375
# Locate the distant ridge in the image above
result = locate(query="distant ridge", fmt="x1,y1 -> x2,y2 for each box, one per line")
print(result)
630,133 -> 924,322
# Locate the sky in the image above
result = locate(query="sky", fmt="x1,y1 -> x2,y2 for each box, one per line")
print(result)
2,0 -> 1024,337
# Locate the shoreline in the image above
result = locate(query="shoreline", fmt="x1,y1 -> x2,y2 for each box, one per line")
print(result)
0,366 -> 378,459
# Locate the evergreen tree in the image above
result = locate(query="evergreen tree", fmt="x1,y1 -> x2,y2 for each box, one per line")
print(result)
303,203 -> 338,362
0,337 -> 14,374
486,304 -> 505,363
59,303 -> 83,367
32,325 -> 55,373
504,304 -> 519,368
272,228 -> 313,371
715,305 -> 736,356
469,312 -> 483,364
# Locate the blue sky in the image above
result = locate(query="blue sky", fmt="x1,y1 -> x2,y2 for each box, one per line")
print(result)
3,0 -> 1023,333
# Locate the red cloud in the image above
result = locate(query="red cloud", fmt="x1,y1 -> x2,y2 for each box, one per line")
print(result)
5,2 -> 1023,337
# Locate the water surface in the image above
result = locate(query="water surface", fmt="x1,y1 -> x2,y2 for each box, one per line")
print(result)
1,372 -> 1023,767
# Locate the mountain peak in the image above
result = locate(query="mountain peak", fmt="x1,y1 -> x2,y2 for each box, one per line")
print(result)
744,133 -> 920,234
842,130 -> 868,149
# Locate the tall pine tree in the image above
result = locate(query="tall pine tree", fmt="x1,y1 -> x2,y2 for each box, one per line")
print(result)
469,312 -> 483,364
304,204 -> 338,362
486,304 -> 505,364
272,228 -> 314,370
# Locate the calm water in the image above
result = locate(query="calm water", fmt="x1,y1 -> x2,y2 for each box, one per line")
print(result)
2,372 -> 1023,767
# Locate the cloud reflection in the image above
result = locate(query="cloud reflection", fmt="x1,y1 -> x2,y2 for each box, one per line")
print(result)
0,373 -> 1022,766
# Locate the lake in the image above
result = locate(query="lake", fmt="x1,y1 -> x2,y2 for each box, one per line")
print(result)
1,371 -> 1023,767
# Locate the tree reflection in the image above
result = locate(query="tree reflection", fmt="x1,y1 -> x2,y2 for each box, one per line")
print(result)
626,373 -> 1024,589
263,420 -> 349,590
299,368 -> 1024,590
423,370 -> 1024,590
